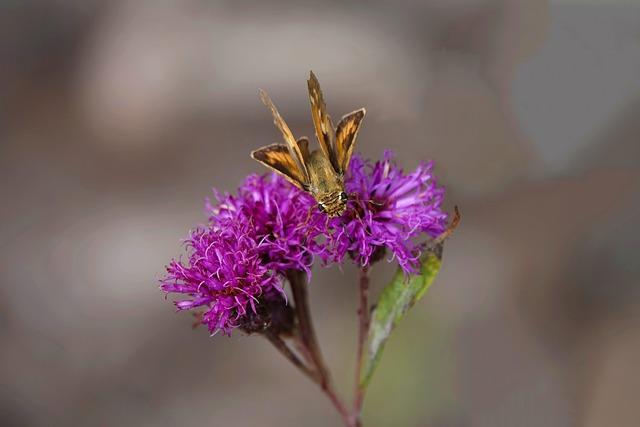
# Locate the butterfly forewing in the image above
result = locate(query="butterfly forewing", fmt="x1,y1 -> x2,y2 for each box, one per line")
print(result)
258,89 -> 310,182
307,71 -> 339,173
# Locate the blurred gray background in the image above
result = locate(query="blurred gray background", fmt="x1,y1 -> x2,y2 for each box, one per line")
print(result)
1,1 -> 639,426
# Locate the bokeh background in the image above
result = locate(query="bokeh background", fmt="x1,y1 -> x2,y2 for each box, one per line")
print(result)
1,1 -> 639,426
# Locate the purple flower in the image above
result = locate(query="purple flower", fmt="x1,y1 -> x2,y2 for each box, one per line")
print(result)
328,151 -> 448,274
161,174 -> 323,335
161,222 -> 285,336
209,174 -> 328,274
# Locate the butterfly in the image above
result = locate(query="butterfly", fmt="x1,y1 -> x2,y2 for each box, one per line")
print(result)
251,71 -> 366,217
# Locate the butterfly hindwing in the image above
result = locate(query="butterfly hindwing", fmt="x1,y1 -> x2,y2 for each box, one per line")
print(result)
296,137 -> 311,163
251,144 -> 307,189
335,108 -> 366,173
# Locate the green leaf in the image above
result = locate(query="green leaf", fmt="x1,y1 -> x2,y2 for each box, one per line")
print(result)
359,243 -> 444,388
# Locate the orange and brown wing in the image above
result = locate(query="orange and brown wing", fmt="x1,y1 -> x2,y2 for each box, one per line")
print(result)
307,71 -> 339,172
251,144 -> 308,190
335,108 -> 365,173
258,89 -> 310,181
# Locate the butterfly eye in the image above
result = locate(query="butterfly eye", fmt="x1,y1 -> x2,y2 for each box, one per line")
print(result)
318,203 -> 326,213
340,192 -> 348,202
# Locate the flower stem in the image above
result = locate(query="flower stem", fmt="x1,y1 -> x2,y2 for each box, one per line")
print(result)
287,270 -> 354,427
324,384 -> 353,427
287,270 -> 330,385
263,331 -> 319,385
352,267 -> 370,426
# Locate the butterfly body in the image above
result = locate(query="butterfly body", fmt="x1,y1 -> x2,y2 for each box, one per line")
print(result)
251,71 -> 365,217
306,150 -> 347,216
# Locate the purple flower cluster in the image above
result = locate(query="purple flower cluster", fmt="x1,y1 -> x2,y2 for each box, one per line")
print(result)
162,174 -> 324,335
161,152 -> 447,335
328,151 -> 447,274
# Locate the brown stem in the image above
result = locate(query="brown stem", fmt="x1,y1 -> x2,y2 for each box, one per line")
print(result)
352,267 -> 370,426
263,331 -> 319,385
287,270 -> 354,427
324,384 -> 354,427
292,334 -> 315,368
287,270 -> 330,385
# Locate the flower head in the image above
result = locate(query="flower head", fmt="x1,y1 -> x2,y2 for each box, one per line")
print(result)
328,151 -> 448,274
210,174 -> 328,273
161,222 -> 285,335
161,174 -> 323,336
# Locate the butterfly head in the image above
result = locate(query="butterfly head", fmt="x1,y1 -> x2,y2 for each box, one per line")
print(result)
317,191 -> 348,217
